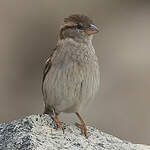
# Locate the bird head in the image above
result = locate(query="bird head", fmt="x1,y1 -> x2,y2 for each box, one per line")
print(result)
59,14 -> 99,42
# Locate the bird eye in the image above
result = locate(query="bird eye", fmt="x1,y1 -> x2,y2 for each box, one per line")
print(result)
76,24 -> 83,30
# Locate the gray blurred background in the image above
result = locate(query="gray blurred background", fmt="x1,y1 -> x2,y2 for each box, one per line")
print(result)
0,0 -> 150,145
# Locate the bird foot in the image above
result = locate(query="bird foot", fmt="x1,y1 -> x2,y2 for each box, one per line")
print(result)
52,108 -> 64,133
53,117 -> 64,133
75,122 -> 88,138
75,112 -> 88,138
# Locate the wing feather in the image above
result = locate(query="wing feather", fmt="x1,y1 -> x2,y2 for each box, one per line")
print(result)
42,47 -> 57,95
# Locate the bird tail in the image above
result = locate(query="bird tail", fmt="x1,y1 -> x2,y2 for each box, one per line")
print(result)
43,104 -> 53,116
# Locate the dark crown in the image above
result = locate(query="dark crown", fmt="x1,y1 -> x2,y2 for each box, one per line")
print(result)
64,14 -> 93,25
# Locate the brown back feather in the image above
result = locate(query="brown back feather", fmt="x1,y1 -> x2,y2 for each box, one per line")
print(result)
42,47 -> 57,95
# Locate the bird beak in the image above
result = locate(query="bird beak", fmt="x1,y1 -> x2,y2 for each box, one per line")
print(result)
84,24 -> 99,35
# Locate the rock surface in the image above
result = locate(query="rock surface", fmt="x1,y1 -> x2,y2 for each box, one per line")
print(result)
0,114 -> 149,150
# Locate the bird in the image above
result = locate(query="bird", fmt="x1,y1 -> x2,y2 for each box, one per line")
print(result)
42,14 -> 100,138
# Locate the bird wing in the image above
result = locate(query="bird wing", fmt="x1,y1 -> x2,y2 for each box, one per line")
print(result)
42,47 -> 57,95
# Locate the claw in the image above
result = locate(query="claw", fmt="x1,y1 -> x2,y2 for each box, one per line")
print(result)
75,122 -> 82,128
52,108 -> 64,133
75,112 -> 88,138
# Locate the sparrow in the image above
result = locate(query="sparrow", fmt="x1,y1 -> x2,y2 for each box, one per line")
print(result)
42,14 -> 100,138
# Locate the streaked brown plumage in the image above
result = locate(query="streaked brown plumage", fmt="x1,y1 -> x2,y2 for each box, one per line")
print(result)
42,14 -> 100,138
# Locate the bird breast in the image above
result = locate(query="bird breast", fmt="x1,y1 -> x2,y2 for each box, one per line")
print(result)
43,41 -> 100,113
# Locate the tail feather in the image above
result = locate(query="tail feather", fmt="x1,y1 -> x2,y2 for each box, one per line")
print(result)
43,104 -> 53,115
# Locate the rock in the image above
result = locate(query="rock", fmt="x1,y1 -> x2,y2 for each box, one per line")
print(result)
0,114 -> 149,150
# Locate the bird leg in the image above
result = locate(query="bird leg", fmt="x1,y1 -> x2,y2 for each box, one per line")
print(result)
52,107 -> 64,133
75,112 -> 88,138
